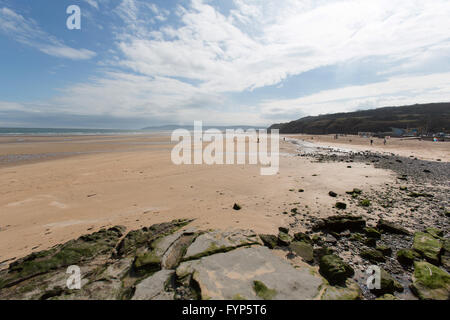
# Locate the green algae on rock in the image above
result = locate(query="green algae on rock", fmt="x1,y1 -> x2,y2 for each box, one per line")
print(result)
411,261 -> 450,300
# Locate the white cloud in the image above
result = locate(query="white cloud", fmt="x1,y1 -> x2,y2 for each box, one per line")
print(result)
115,0 -> 450,94
84,0 -> 99,10
2,0 -> 450,127
0,7 -> 96,60
259,72 -> 450,121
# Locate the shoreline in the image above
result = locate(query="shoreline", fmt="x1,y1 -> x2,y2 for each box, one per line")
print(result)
284,133 -> 450,162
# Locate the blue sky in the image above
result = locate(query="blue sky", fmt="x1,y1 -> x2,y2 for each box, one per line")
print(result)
0,0 -> 450,128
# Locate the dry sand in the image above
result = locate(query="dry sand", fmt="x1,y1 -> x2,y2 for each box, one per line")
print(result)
285,134 -> 450,162
0,132 -> 424,264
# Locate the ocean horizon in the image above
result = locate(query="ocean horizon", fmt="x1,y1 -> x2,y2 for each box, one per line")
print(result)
0,127 -> 147,136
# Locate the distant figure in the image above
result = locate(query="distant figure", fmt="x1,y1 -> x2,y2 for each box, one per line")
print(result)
383,138 -> 387,145
370,139 -> 373,146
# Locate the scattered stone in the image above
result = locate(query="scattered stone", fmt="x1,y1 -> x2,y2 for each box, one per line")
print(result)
412,232 -> 442,265
313,215 -> 366,232
377,219 -> 411,235
335,202 -> 347,210
364,237 -> 377,247
346,188 -> 362,195
259,234 -> 278,249
396,249 -> 421,266
328,191 -> 337,197
277,231 -> 293,246
411,261 -> 450,300
325,234 -> 337,244
360,249 -> 386,263
408,192 -> 434,198
293,232 -> 312,244
232,203 -> 242,210
340,230 -> 351,237
349,233 -> 364,242
319,254 -> 354,285
364,227 -> 381,239
359,199 -> 371,207
278,227 -> 289,234
376,245 -> 392,256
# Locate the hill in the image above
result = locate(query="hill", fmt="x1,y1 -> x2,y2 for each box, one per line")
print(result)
269,103 -> 450,135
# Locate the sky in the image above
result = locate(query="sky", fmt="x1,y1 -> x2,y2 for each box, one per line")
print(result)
0,0 -> 449,129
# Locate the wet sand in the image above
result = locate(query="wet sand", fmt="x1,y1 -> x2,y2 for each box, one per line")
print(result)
0,133 -> 394,264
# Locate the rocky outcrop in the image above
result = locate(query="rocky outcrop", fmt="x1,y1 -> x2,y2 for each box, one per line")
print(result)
1,220 -> 359,301
410,261 -> 450,300
313,215 -> 366,232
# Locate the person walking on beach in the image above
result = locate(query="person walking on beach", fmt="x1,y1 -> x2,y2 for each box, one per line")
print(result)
383,138 -> 387,145
370,139 -> 373,146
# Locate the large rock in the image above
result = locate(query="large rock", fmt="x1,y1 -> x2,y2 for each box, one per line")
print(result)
277,231 -> 293,246
412,232 -> 442,265
183,230 -> 261,261
411,261 -> 450,300
319,254 -> 354,285
360,249 -> 386,263
313,215 -> 366,232
176,246 -> 325,300
397,249 -> 421,266
377,219 -> 411,235
132,270 -> 174,300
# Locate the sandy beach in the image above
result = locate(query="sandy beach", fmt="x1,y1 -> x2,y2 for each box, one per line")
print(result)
0,133 -> 395,265
285,134 -> 450,162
